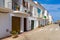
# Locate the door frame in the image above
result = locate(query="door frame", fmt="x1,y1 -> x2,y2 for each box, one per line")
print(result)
24,18 -> 27,32
31,20 -> 34,30
12,16 -> 21,33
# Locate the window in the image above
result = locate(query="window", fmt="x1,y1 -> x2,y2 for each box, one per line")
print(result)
37,8 -> 41,17
12,0 -> 20,11
0,0 -> 4,7
28,5 -> 33,16
37,8 -> 41,14
23,0 -> 25,7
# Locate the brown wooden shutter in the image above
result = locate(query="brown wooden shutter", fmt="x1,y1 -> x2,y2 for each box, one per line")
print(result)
25,2 -> 28,8
30,5 -> 33,12
23,0 -> 25,7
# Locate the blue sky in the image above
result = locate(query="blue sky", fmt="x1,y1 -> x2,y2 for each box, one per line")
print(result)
33,0 -> 60,22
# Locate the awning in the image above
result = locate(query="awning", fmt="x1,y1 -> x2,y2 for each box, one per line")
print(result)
0,7 -> 13,13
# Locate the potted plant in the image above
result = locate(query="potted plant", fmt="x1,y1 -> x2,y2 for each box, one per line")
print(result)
44,16 -> 47,26
40,24 -> 44,27
16,6 -> 20,11
10,31 -> 18,38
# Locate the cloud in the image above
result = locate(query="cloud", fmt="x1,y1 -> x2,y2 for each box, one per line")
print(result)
41,4 -> 60,11
41,4 -> 60,21
41,4 -> 60,15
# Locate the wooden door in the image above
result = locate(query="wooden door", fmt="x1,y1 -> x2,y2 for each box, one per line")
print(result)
23,0 -> 25,7
12,16 -> 20,33
24,18 -> 27,32
31,20 -> 34,30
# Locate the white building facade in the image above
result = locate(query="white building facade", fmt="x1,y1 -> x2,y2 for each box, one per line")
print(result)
0,0 -> 51,38
48,14 -> 53,24
0,0 -> 30,38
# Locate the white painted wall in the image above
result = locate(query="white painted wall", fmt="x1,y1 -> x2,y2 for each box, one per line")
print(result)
0,13 -> 11,38
0,0 -> 4,7
34,20 -> 38,29
40,10 -> 49,25
42,19 -> 45,25
28,2 -> 30,12
40,10 -> 43,18
5,0 -> 12,9
9,13 -> 39,33
20,5 -> 25,12
28,17 -> 38,29
20,0 -> 28,12
10,13 -> 31,32
20,17 -> 24,33
32,6 -> 38,17
43,10 -> 48,19
0,13 -> 33,38
10,14 -> 24,33
0,0 -> 12,8
27,18 -> 31,31
48,14 -> 53,24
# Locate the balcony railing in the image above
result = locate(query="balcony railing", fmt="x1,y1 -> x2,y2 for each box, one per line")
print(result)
8,2 -> 20,11
7,1 -> 32,15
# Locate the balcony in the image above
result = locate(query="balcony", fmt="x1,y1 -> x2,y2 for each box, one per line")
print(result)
27,11 -> 32,16
12,5 -> 20,11
0,7 -> 13,13
7,0 -> 20,11
12,0 -> 20,11
7,0 -> 31,14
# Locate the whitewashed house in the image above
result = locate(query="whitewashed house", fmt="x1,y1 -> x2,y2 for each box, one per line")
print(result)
0,0 -> 13,38
0,0 -> 31,38
40,9 -> 49,26
48,14 -> 53,24
24,0 -> 39,30
0,0 -> 39,38
0,8 -> 13,38
27,1 -> 45,29
0,0 -> 50,38
43,10 -> 49,25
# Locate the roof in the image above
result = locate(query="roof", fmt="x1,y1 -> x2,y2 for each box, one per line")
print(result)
33,1 -> 45,10
26,0 -> 45,10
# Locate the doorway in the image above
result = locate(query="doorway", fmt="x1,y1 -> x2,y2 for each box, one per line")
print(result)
31,20 -> 34,30
24,18 -> 27,32
12,16 -> 20,33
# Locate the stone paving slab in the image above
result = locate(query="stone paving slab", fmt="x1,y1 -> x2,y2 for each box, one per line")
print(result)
1,24 -> 60,40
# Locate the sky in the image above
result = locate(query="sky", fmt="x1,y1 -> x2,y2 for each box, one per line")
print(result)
33,0 -> 60,22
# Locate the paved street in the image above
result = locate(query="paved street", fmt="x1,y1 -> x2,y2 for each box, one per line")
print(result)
1,24 -> 60,40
